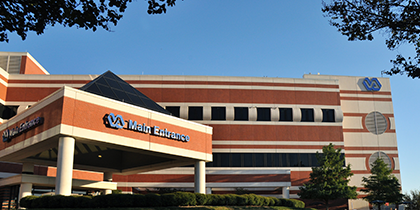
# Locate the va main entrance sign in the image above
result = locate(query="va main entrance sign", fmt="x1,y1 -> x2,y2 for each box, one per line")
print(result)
106,113 -> 190,142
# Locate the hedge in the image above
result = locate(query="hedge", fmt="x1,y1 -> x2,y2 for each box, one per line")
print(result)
19,192 -> 305,209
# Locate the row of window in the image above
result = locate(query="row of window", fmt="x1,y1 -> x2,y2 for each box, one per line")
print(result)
166,106 -> 336,122
203,153 -> 345,168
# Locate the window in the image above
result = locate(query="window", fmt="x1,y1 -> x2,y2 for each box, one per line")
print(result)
279,108 -> 293,121
166,106 -> 180,117
0,105 -> 18,120
188,106 -> 203,120
234,107 -> 248,121
257,108 -> 270,121
231,154 -> 242,167
220,153 -> 230,167
243,154 -> 253,167
208,153 -> 329,168
322,109 -> 335,122
211,107 -> 226,120
301,108 -> 314,122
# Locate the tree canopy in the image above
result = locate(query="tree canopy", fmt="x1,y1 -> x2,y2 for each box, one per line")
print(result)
404,190 -> 420,210
323,0 -> 420,79
0,0 -> 177,42
298,143 -> 357,210
361,158 -> 403,208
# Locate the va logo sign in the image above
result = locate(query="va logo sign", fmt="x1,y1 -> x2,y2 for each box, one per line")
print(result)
107,113 -> 125,129
363,77 -> 382,91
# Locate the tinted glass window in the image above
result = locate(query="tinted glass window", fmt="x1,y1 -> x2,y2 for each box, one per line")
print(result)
0,105 -> 18,120
322,109 -> 335,122
208,153 -> 326,168
243,154 -> 253,167
255,154 -> 265,166
280,154 -> 288,167
166,106 -> 180,117
279,108 -> 293,121
257,108 -> 271,121
188,107 -> 203,120
300,153 -> 309,167
220,153 -> 230,167
211,107 -> 226,120
289,153 -> 299,167
232,154 -> 242,167
301,108 -> 314,122
234,107 -> 248,121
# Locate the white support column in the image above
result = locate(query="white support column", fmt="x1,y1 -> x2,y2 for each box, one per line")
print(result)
18,182 -> 32,204
282,186 -> 290,199
55,136 -> 75,195
194,160 -> 206,194
104,172 -> 113,195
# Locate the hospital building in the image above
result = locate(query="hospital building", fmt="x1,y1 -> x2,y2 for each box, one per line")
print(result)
0,52 -> 400,209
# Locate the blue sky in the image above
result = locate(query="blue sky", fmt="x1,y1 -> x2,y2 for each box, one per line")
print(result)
1,0 -> 419,193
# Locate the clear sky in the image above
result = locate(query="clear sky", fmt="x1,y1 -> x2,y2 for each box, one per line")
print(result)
1,0 -> 419,193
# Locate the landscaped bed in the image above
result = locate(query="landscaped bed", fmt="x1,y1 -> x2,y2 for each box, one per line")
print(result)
20,192 -> 308,209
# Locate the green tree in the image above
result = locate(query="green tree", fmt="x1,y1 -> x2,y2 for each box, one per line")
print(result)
323,0 -> 420,79
0,0 -> 177,42
299,143 -> 357,210
361,158 -> 403,210
404,190 -> 420,210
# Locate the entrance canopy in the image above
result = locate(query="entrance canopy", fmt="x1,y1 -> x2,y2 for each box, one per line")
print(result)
0,86 -> 213,175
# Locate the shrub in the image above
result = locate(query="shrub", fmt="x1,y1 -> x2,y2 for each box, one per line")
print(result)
19,196 -> 38,208
273,197 -> 283,206
73,196 -> 93,208
244,194 -> 257,205
161,193 -> 177,206
224,194 -> 237,206
92,194 -> 109,208
254,195 -> 265,206
19,192 -> 304,208
177,192 -> 196,206
145,193 -> 161,207
206,194 -> 225,206
195,193 -> 208,205
132,194 -> 147,207
290,199 -> 305,208
236,195 -> 248,206
108,194 -> 134,207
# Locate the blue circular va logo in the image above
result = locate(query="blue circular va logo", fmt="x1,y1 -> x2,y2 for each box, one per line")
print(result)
363,77 -> 382,91
107,113 -> 125,129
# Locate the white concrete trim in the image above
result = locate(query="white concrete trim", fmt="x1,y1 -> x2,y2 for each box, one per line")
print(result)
199,120 -> 343,126
213,149 -> 342,154
344,150 -> 399,154
138,167 -> 291,175
64,125 -> 212,161
6,83 -> 340,92
162,102 -> 342,109
117,182 -> 292,188
340,93 -> 392,98
0,78 -> 7,87
212,141 -> 344,146
0,125 -> 61,160
0,67 -> 9,79
0,174 -> 117,190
